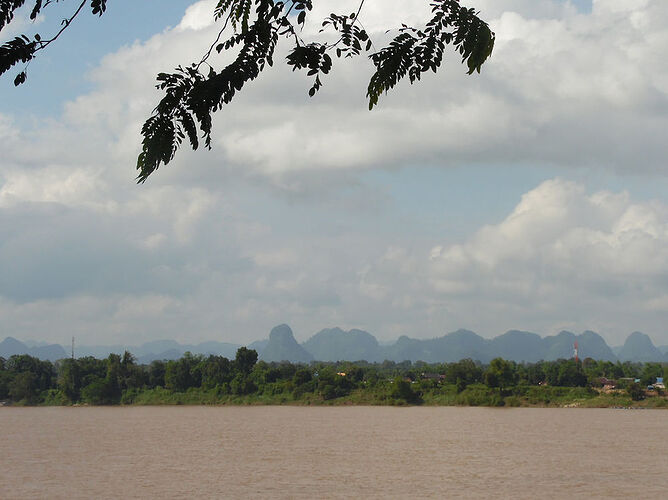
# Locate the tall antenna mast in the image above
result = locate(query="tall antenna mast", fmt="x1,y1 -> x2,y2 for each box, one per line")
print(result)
71,336 -> 75,360
573,340 -> 579,363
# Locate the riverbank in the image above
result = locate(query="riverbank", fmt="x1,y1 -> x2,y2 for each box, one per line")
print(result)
3,351 -> 665,409
11,383 -> 664,408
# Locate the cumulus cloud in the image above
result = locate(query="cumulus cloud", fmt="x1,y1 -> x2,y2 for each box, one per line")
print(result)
8,0 -> 667,187
2,1 -> 668,346
359,179 -> 668,344
3,0 -> 666,190
207,0 -> 668,179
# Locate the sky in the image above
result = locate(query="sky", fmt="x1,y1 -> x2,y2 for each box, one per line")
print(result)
1,0 -> 668,347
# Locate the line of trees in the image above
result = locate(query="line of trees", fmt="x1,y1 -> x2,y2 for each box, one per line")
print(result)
0,349 -> 665,406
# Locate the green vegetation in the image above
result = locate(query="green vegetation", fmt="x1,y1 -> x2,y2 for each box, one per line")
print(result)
0,350 -> 666,408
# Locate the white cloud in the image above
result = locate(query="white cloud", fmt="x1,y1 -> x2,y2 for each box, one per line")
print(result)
1,174 -> 668,346
0,6 -> 45,39
360,179 -> 668,344
210,0 -> 667,179
0,165 -> 106,209
177,0 -> 218,31
4,0 -> 665,188
2,1 -> 668,348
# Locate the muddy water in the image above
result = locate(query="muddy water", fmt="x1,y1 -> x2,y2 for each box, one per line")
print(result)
1,406 -> 666,498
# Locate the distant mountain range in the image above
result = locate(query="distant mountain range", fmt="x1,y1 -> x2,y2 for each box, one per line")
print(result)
261,325 -> 313,363
2,327 -> 667,364
0,337 -> 240,364
254,327 -> 631,364
0,337 -> 68,362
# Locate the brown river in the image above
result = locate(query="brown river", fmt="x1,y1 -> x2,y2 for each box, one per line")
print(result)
1,406 -> 666,499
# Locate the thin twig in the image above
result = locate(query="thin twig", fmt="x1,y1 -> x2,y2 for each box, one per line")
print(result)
34,0 -> 87,54
284,2 -> 304,47
196,12 -> 234,71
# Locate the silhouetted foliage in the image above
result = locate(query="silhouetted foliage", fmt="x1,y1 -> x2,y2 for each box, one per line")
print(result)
0,1 -> 494,182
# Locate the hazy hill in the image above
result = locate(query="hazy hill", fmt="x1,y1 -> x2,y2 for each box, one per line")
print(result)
379,329 -> 491,363
490,330 -> 545,362
300,328 -> 630,363
196,341 -> 241,358
380,335 -> 432,362
542,331 -> 578,360
30,344 -> 70,361
617,332 -> 664,362
76,340 -> 241,363
22,340 -> 50,348
4,327 -> 666,364
0,337 -> 67,362
423,329 -> 491,363
260,324 -> 313,363
139,340 -> 183,355
137,349 -> 184,364
577,330 -> 617,361
303,328 -> 381,362
0,337 -> 28,357
248,339 -> 269,353
75,344 -> 127,359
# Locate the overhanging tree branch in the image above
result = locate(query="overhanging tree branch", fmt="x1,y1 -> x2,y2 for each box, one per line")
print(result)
0,0 -> 107,85
0,0 -> 494,183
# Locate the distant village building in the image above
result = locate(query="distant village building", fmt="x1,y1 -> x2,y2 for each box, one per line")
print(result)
597,377 -> 616,390
420,373 -> 446,382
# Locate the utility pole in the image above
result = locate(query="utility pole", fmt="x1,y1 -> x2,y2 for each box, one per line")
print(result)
71,336 -> 75,360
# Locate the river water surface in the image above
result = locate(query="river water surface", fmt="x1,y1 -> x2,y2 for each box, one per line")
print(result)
1,406 -> 666,498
